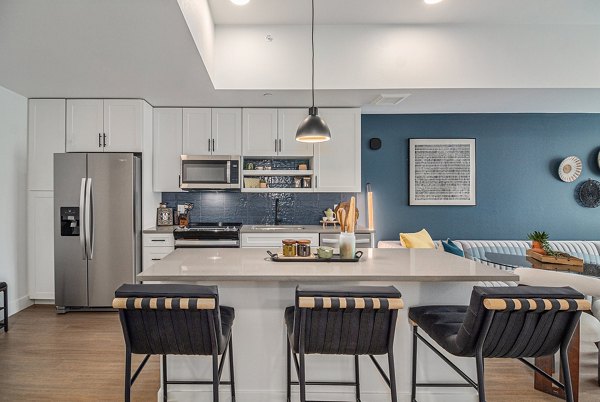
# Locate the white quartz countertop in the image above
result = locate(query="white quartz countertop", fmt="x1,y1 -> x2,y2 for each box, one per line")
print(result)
138,248 -> 519,282
143,224 -> 374,234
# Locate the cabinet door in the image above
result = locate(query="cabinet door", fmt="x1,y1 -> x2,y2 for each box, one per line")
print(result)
66,99 -> 103,152
153,108 -> 183,192
314,108 -> 361,192
242,108 -> 278,156
28,191 -> 55,299
212,108 -> 242,155
277,109 -> 314,157
28,99 -> 66,191
103,99 -> 143,152
183,108 -> 212,155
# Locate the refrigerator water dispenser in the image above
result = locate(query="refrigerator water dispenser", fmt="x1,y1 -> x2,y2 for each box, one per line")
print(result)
60,207 -> 80,236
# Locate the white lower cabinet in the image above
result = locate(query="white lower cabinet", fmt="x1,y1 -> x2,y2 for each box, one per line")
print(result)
241,232 -> 320,248
143,233 -> 174,270
28,191 -> 55,300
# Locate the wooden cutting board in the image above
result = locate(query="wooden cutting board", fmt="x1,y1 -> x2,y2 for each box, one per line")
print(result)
526,249 -> 584,267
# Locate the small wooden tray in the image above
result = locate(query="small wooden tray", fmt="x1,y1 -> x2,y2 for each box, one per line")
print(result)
267,250 -> 363,263
526,249 -> 584,267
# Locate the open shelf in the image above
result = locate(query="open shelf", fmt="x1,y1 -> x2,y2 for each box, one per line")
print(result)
243,170 -> 313,176
241,187 -> 314,193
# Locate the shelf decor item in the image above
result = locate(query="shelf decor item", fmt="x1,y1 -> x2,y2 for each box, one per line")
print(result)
527,231 -> 549,255
558,156 -> 582,182
295,0 -> 331,143
409,138 -> 476,205
156,203 -> 173,226
578,179 -> 600,208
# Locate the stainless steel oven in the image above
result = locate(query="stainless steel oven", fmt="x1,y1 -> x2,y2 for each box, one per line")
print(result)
180,155 -> 241,190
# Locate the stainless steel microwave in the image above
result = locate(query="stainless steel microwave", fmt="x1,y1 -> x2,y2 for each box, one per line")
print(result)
180,155 -> 241,190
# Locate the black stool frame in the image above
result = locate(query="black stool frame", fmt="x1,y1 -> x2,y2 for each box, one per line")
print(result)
287,295 -> 403,402
410,297 -> 588,402
0,283 -> 7,332
114,296 -> 236,402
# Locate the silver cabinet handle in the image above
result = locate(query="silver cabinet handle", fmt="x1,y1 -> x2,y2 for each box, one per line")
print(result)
151,258 -> 161,261
98,133 -> 102,148
151,239 -> 166,242
102,133 -> 106,148
355,239 -> 371,244
278,139 -> 282,153
85,178 -> 94,260
212,138 -> 215,152
322,239 -> 338,244
80,178 -> 87,260
208,138 -> 211,152
275,139 -> 278,153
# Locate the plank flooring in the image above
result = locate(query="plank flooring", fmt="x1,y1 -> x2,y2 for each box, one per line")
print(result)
0,305 -> 598,401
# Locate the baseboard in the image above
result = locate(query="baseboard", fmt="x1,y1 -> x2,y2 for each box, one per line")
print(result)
8,295 -> 34,317
33,299 -> 55,305
159,388 -> 478,402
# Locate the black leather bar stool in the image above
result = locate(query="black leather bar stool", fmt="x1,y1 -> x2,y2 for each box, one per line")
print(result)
0,282 -> 7,332
113,284 -> 236,402
285,285 -> 403,402
409,285 -> 590,402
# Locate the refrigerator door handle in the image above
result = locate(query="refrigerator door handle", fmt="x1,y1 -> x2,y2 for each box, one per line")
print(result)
85,178 -> 94,260
79,178 -> 87,260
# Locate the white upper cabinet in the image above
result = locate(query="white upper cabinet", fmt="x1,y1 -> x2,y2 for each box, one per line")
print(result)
66,99 -> 103,152
103,99 -> 143,152
314,108 -> 361,192
28,99 -> 66,191
66,99 -> 143,152
242,108 -> 278,156
212,108 -> 242,155
183,108 -> 212,155
153,108 -> 183,192
277,109 -> 314,157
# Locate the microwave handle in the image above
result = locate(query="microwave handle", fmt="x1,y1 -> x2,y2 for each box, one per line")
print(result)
227,161 -> 231,183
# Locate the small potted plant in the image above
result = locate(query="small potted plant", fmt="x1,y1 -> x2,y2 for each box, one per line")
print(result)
527,231 -> 549,255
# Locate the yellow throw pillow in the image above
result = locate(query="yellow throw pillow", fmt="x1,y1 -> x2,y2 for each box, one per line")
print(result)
400,229 -> 435,249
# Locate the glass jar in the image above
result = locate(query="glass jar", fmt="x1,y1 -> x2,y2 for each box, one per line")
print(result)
282,239 -> 297,257
297,239 -> 312,257
339,232 -> 356,259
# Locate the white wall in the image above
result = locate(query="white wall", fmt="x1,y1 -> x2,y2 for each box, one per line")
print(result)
0,85 -> 31,315
214,24 -> 600,90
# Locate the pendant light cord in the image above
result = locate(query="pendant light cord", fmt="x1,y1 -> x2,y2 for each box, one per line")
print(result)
311,0 -> 315,108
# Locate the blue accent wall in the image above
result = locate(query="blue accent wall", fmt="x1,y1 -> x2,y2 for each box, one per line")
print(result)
361,114 -> 600,242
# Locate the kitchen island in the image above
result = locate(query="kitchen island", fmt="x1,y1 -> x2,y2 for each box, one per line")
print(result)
138,248 -> 518,402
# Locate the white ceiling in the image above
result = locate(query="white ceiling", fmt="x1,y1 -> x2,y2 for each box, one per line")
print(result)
0,0 -> 599,112
208,0 -> 600,25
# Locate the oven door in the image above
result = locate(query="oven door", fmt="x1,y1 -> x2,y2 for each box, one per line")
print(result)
180,155 -> 240,190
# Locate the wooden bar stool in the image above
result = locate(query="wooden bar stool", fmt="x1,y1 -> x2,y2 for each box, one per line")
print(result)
0,282 -> 7,332
285,285 -> 403,402
113,284 -> 236,402
409,285 -> 590,402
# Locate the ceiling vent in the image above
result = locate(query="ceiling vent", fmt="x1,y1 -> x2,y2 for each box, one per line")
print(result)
371,94 -> 411,106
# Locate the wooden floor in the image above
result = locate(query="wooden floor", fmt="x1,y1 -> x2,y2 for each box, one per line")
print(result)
0,305 -> 598,401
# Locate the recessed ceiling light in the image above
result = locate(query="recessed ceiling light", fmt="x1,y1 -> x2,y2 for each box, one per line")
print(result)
230,0 -> 250,5
424,0 -> 443,4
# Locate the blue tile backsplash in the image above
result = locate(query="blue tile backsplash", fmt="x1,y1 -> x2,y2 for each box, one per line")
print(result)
161,192 -> 354,225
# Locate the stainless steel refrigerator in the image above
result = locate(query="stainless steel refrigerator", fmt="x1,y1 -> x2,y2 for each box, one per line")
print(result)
54,153 -> 141,312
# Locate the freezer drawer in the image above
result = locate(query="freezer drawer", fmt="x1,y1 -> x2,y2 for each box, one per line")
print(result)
319,233 -> 373,248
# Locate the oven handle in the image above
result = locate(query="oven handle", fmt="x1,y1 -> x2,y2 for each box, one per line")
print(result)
174,239 -> 240,247
226,160 -> 231,184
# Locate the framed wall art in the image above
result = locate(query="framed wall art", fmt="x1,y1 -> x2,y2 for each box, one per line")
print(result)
409,138 -> 476,206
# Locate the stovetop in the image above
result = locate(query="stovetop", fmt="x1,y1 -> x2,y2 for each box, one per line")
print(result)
174,222 -> 242,233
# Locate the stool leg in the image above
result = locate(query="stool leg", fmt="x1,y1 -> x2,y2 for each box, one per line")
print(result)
411,326 -> 418,402
354,355 -> 361,402
561,343 -> 575,402
3,287 -> 7,332
388,349 -> 398,402
162,355 -> 168,402
299,350 -> 307,402
287,337 -> 292,402
212,351 -> 219,402
229,335 -> 236,402
125,350 -> 132,402
475,350 -> 485,402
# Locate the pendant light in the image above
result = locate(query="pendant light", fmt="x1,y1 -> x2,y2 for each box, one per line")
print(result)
296,0 -> 331,143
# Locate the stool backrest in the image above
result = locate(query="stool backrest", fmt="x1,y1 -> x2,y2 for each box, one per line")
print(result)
292,285 -> 403,355
457,286 -> 589,358
113,284 -> 222,356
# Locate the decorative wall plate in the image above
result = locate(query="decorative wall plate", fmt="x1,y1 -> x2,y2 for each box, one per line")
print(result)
578,179 -> 600,208
558,156 -> 582,182
597,150 -> 600,169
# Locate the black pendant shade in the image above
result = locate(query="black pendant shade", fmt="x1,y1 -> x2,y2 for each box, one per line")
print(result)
295,107 -> 331,143
296,0 -> 331,143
